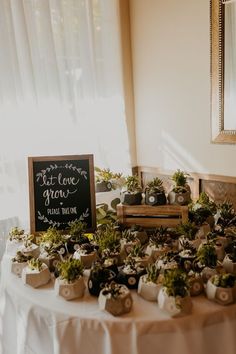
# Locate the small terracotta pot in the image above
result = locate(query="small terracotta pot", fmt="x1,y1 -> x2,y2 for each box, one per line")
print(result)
19,244 -> 40,258
145,244 -> 170,262
132,230 -> 148,245
188,275 -> 204,296
54,276 -> 85,300
38,253 -> 60,272
206,277 -> 236,305
98,285 -> 133,316
158,288 -> 192,317
137,274 -> 161,301
73,251 -> 97,269
201,267 -> 217,283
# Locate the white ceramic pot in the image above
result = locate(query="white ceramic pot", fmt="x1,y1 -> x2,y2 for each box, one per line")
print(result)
22,264 -> 51,288
206,278 -> 236,305
158,287 -> 192,317
137,274 -> 161,301
98,285 -> 133,316
54,276 -> 85,300
222,255 -> 236,274
11,261 -> 27,277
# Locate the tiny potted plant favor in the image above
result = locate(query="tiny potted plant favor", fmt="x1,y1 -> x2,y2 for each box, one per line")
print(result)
88,261 -> 116,296
120,229 -> 140,257
66,220 -> 90,253
196,242 -> 218,283
94,223 -> 121,265
22,258 -> 51,288
6,227 -> 26,255
177,221 -> 201,250
73,242 -> 97,269
168,169 -> 191,205
98,281 -> 133,316
158,268 -> 192,317
19,234 -> 40,258
121,175 -> 143,205
54,258 -> 85,300
144,177 -> 166,206
223,241 -> 236,274
145,227 -> 173,261
11,251 -> 32,277
189,192 -> 216,233
129,224 -> 148,245
206,273 -> 236,306
95,167 -> 124,192
138,263 -> 162,301
117,257 -> 146,290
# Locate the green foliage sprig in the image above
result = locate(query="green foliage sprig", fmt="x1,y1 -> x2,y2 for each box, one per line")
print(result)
57,258 -> 84,283
95,167 -> 123,184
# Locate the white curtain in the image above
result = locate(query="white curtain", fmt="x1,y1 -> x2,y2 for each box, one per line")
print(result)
0,0 -> 132,229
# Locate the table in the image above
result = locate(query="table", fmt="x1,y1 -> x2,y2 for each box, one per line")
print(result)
1,254 -> 236,354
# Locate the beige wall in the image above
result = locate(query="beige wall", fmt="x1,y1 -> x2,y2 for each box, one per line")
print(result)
129,0 -> 236,176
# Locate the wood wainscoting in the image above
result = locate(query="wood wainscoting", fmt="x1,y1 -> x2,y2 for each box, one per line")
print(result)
134,166 -> 236,209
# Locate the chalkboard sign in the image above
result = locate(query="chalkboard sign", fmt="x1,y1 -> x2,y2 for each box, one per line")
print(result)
28,155 -> 96,233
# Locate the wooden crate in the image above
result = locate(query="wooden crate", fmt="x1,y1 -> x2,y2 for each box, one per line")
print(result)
116,204 -> 188,228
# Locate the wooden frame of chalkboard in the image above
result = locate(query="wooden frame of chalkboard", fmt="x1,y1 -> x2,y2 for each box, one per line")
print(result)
28,155 -> 96,234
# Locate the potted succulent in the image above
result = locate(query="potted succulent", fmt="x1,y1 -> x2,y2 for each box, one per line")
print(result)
158,269 -> 192,317
187,269 -> 204,297
168,169 -> 191,205
216,201 -> 236,234
98,281 -> 133,316
138,263 -> 162,301
196,242 -> 218,282
189,192 -> 216,232
73,242 -> 97,269
120,229 -> 140,257
6,226 -> 26,255
121,175 -> 143,205
145,227 -> 172,261
22,258 -> 51,288
156,250 -> 179,272
66,220 -> 90,253
128,224 -> 148,245
223,241 -> 236,274
116,257 -> 146,289
94,223 -> 121,264
40,227 -> 67,256
54,258 -> 85,300
19,234 -> 40,258
206,273 -> 236,305
95,167 -> 124,192
11,251 -> 32,277
88,261 -> 116,296
178,239 -> 197,267
177,221 -> 201,250
127,244 -> 151,268
144,177 -> 166,206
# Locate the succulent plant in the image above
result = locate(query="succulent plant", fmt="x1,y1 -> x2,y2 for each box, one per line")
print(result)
94,223 -> 121,253
145,177 -> 165,194
57,258 -> 84,283
101,281 -> 124,299
217,201 -> 236,230
176,221 -> 198,241
95,167 -> 123,184
12,251 -> 32,263
162,268 -> 189,298
41,227 -> 64,245
171,169 -> 190,193
197,242 -> 217,268
28,258 -> 43,272
211,273 -> 236,288
67,220 -> 87,237
9,226 -> 25,241
124,175 -> 142,193
146,263 -> 161,283
128,244 -> 146,258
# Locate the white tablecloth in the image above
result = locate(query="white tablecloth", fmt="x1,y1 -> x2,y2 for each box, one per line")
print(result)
1,253 -> 236,354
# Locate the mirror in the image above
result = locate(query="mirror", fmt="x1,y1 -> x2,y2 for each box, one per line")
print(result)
211,0 -> 236,143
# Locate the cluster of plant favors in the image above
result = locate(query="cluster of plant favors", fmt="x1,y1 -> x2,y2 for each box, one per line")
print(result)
7,193 -> 236,317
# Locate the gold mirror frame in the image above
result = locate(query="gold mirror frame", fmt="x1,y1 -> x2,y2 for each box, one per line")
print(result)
211,0 -> 236,143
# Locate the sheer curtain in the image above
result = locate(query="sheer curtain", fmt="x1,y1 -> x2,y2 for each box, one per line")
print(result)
0,0 -> 132,229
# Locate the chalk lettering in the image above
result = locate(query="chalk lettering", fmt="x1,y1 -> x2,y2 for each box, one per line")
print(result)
43,188 -> 78,206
